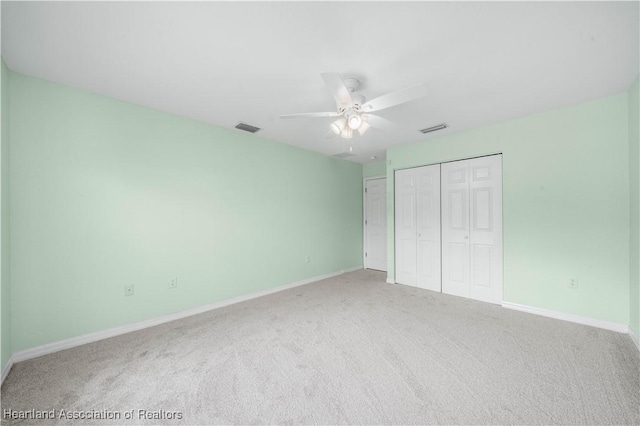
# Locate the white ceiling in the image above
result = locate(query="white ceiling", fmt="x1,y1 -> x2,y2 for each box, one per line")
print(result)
2,2 -> 638,163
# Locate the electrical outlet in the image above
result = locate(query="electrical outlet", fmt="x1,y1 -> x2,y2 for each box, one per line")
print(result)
124,284 -> 134,296
305,255 -> 310,264
169,277 -> 178,289
569,278 -> 578,289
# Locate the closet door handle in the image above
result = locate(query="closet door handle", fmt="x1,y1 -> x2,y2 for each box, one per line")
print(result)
464,235 -> 469,239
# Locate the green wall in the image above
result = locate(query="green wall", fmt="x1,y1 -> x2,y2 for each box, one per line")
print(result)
386,93 -> 630,325
629,76 -> 640,338
8,71 -> 363,353
1,61 -> 11,371
363,161 -> 386,178
2,65 -> 637,358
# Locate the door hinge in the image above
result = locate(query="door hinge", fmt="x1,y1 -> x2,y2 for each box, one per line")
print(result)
365,219 -> 367,225
365,252 -> 368,257
365,188 -> 367,193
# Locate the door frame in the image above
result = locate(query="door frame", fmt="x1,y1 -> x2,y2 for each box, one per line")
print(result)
392,153 -> 503,300
363,176 -> 386,270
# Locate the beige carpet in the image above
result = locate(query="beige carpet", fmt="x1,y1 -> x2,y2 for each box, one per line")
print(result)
1,269 -> 639,425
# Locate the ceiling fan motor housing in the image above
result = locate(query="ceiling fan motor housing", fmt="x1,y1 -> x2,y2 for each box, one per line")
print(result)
342,77 -> 360,93
350,93 -> 365,108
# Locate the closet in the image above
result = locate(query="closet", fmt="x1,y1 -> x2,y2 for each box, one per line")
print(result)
394,154 -> 503,304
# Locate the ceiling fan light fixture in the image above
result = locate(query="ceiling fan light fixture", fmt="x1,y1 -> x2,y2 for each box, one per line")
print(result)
357,120 -> 370,135
340,126 -> 353,139
347,113 -> 362,130
331,117 -> 347,135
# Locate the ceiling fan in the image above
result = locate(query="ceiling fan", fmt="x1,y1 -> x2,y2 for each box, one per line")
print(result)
280,73 -> 428,139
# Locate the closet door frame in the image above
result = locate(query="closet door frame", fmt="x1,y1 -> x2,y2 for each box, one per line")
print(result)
393,153 -> 503,304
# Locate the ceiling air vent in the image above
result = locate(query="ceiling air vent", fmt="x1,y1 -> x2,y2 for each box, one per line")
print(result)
235,122 -> 261,133
420,123 -> 448,134
333,152 -> 356,159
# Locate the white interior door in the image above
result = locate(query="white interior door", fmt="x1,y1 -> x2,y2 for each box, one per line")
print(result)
468,155 -> 503,304
395,169 -> 417,286
365,178 -> 387,271
441,160 -> 471,298
416,165 -> 441,291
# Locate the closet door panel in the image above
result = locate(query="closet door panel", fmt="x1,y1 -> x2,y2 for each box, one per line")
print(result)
395,169 -> 417,286
416,164 -> 441,292
469,155 -> 503,304
441,160 -> 470,298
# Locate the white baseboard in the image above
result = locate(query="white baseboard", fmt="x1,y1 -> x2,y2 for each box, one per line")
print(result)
502,301 -> 629,334
341,266 -> 363,274
1,355 -> 13,385
629,328 -> 640,351
11,266 -> 363,364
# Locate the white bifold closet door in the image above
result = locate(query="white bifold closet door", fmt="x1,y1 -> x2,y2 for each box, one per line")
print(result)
441,155 -> 503,304
395,164 -> 441,291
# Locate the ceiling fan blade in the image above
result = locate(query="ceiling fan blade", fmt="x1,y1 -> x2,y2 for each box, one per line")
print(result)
361,83 -> 428,112
321,73 -> 353,108
280,111 -> 341,119
364,114 -> 397,132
